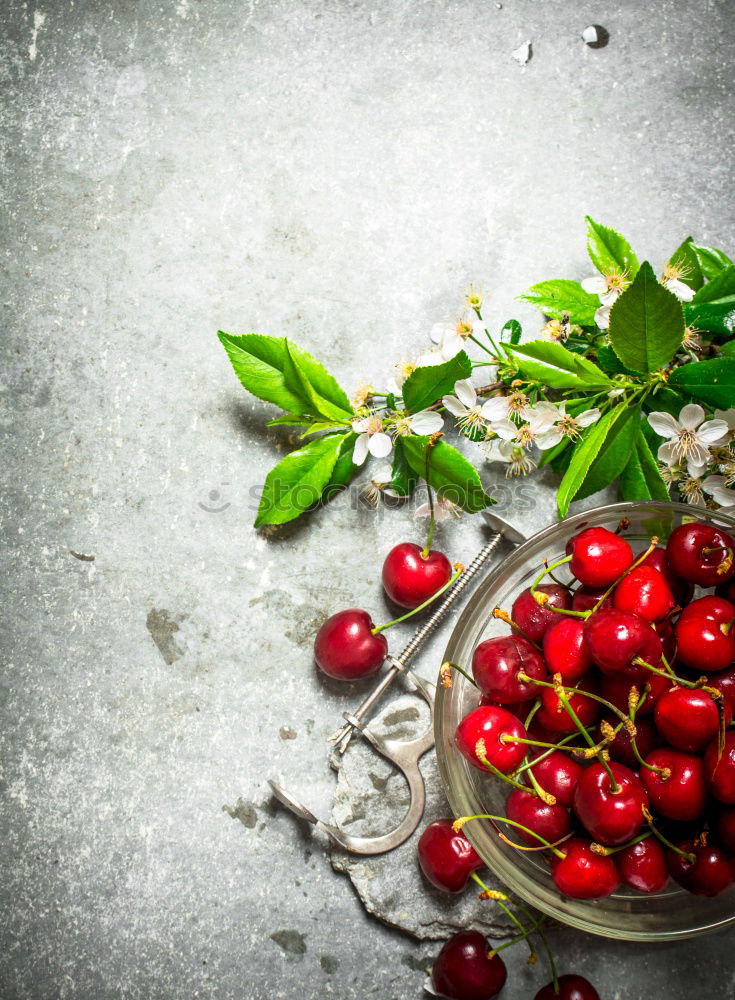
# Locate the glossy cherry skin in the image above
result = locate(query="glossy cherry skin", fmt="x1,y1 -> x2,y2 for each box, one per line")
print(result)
667,840 -> 735,896
313,609 -> 388,680
571,585 -> 613,614
505,788 -> 572,847
640,547 -> 694,607
534,974 -> 601,1000
551,837 -> 620,899
666,522 -> 735,587
707,665 -> 735,716
455,705 -> 528,774
584,609 -> 662,678
654,687 -> 724,751
381,542 -> 452,609
418,819 -> 483,893
675,597 -> 735,673
510,584 -> 572,642
536,677 -> 600,735
573,761 -> 649,846
717,808 -> 735,852
613,565 -> 675,623
472,636 -> 547,704
566,526 -> 634,588
640,749 -> 707,821
597,714 -> 661,769
705,730 -> 735,804
615,835 -> 669,893
523,750 -> 584,808
543,618 -> 593,685
431,931 -> 507,1000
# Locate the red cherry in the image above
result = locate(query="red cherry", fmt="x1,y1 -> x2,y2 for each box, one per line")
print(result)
613,565 -> 675,622
708,665 -> 735,717
566,526 -> 634,588
472,636 -> 547,704
640,547 -> 694,607
640,749 -> 707,821
534,974 -> 601,1000
572,585 -> 613,613
505,788 -> 572,847
551,837 -> 620,899
431,931 -> 507,1000
654,687 -> 724,751
666,522 -> 735,587
417,819 -> 483,893
455,705 -> 528,774
573,761 -> 649,846
599,670 -> 671,716
667,839 -> 735,896
313,609 -> 387,680
678,595 -> 735,626
615,835 -> 669,893
675,597 -> 735,673
584,609 -> 662,678
523,750 -> 584,808
536,677 -> 600,735
705,730 -> 735,804
717,808 -> 735,852
381,542 -> 452,610
597,713 -> 661,768
510,584 -> 572,642
543,618 -> 593,685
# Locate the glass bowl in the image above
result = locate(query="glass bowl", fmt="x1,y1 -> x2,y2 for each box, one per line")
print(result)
435,501 -> 735,941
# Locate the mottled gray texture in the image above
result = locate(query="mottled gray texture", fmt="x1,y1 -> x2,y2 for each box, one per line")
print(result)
1,1 -> 735,999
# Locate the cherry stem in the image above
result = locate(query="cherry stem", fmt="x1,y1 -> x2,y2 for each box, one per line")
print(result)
511,728 -> 595,778
524,699 -> 542,730
529,555 -> 572,597
440,660 -> 477,688
590,831 -> 652,856
589,535 -> 659,616
632,656 -> 696,690
488,916 -> 545,959
543,557 -> 570,591
470,873 -> 535,961
643,807 -> 696,863
421,434 -> 441,559
371,565 -> 464,634
454,815 -> 567,858
476,750 -> 547,798
492,608 -> 542,649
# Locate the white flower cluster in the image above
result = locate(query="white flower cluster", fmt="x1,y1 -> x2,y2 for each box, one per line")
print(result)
581,262 -> 694,332
647,404 -> 735,509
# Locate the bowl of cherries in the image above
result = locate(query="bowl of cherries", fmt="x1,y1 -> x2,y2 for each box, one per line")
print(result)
435,501 -> 735,942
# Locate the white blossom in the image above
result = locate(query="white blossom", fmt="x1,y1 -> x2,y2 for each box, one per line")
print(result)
352,415 -> 393,465
415,495 -> 462,520
647,404 -> 728,477
442,380 -> 515,438
702,475 -> 735,509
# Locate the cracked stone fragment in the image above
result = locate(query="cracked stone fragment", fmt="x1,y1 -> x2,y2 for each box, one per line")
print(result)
511,41 -> 532,66
582,25 -> 610,49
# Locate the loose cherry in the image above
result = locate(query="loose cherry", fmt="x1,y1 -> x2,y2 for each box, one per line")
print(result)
667,839 -> 735,896
573,761 -> 649,846
666,522 -> 735,587
536,677 -> 600,735
543,618 -> 593,685
455,705 -> 528,774
640,547 -> 693,607
612,565 -> 674,622
534,975 -> 600,1000
615,835 -> 669,893
675,596 -> 735,673
418,819 -> 483,893
550,837 -> 620,899
510,584 -> 572,642
640,749 -> 707,821
584,609 -> 662,678
704,730 -> 735,804
654,687 -> 724,751
505,788 -> 572,847
431,931 -> 507,1000
523,750 -> 584,808
313,609 -> 387,680
572,585 -> 613,613
382,542 -> 452,610
566,526 -> 634,588
472,636 -> 547,704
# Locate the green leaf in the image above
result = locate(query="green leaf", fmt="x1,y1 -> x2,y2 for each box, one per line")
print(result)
254,433 -> 347,527
390,438 -> 418,497
556,407 -> 620,517
574,405 -> 641,501
266,414 -> 315,427
518,280 -> 600,326
322,433 -> 359,500
685,266 -> 735,336
500,319 -> 522,345
636,431 -> 670,501
669,358 -> 735,409
618,447 -> 648,502
608,261 -> 685,372
585,217 -> 639,277
507,340 -> 612,389
596,343 -> 638,376
401,436 -> 495,513
668,238 -> 704,291
401,350 -> 472,413
283,341 -> 353,422
218,332 -> 311,414
689,243 -> 734,281
720,341 -> 735,359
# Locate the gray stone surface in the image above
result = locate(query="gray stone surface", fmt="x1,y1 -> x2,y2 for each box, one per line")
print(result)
1,1 -> 735,999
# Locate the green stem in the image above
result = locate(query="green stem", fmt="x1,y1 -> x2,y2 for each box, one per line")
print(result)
488,917 -> 545,958
441,660 -> 478,688
644,811 -> 696,863
530,555 -> 572,595
633,657 -> 696,689
470,873 -> 534,960
455,815 -> 567,858
511,730 -> 594,778
477,753 -> 545,797
372,566 -> 463,633
469,333 -> 497,358
422,440 -> 437,558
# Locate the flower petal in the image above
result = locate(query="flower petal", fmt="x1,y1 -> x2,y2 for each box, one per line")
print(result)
352,418 -> 369,432
703,475 -> 735,507
414,502 -> 431,518
714,408 -> 735,431
410,409 -> 444,434
372,464 -> 393,486
697,419 -> 729,444
454,379 -> 477,409
667,278 -> 695,302
416,350 -> 444,368
442,395 -> 468,417
581,275 -> 607,295
594,305 -> 611,330
577,408 -> 601,427
368,432 -> 393,459
440,335 -> 464,360
490,419 -> 518,441
679,403 -> 705,430
430,322 -> 451,346
480,396 -> 510,421
536,428 -> 563,450
598,287 -> 622,306
657,440 -> 678,466
647,411 -> 680,439
353,433 -> 369,466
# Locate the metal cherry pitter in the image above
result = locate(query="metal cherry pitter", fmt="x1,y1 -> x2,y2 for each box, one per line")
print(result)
268,510 -> 527,856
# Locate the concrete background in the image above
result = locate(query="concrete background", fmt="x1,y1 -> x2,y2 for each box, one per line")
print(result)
1,1 -> 734,997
